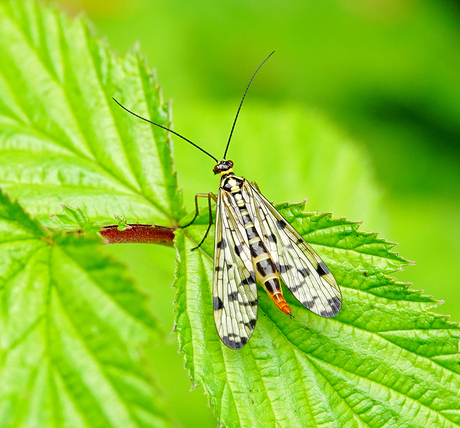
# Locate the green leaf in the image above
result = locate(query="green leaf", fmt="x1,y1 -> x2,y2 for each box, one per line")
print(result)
49,204 -> 100,234
0,0 -> 184,227
174,204 -> 460,428
114,214 -> 130,231
0,188 -> 173,428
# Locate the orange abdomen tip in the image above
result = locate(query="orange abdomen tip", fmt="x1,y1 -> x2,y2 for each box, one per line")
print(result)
273,295 -> 291,316
280,304 -> 291,316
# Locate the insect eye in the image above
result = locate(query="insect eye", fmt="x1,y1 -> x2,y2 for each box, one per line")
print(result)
227,160 -> 234,168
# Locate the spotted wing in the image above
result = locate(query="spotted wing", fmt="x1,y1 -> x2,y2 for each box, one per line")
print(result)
243,181 -> 342,318
212,189 -> 258,349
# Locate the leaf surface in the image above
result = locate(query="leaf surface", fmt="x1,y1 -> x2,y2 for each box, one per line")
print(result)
0,0 -> 184,227
0,189 -> 172,428
174,204 -> 460,428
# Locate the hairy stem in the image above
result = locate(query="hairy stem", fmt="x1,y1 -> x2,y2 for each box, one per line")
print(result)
100,224 -> 176,246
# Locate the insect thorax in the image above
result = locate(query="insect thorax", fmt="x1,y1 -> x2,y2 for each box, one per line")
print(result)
220,173 -> 243,193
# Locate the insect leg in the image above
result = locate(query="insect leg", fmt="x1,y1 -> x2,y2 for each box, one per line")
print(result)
192,193 -> 218,251
182,193 -> 213,228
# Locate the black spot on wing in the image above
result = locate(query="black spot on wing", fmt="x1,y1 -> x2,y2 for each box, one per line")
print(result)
228,291 -> 239,301
234,243 -> 244,257
302,296 -> 318,309
290,283 -> 305,293
213,296 -> 224,311
329,296 -> 342,313
243,319 -> 257,330
279,264 -> 294,274
240,276 -> 256,286
298,267 -> 310,277
266,233 -> 277,244
296,238 -> 304,245
242,299 -> 258,307
317,261 -> 331,276
217,239 -> 227,250
215,266 -> 223,272
276,219 -> 287,230
222,335 -> 247,349
320,296 -> 342,317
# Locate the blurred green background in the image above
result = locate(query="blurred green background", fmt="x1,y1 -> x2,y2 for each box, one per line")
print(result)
46,0 -> 460,425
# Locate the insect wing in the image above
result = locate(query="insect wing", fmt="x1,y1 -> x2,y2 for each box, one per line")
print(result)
243,181 -> 342,318
212,190 -> 258,349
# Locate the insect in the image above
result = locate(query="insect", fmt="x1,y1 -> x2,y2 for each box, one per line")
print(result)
114,52 -> 342,349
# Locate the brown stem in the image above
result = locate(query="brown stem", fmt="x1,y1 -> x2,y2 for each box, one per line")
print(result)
100,224 -> 176,246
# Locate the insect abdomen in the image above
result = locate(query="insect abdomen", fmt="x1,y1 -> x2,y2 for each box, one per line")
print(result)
226,177 -> 291,316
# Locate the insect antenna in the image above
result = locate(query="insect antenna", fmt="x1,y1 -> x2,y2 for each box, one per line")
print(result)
222,51 -> 275,160
113,97 -> 219,163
